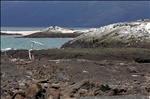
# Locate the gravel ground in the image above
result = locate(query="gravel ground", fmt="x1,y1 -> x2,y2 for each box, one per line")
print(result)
1,48 -> 150,99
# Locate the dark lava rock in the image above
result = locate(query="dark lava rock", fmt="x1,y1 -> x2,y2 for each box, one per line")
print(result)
19,32 -> 82,38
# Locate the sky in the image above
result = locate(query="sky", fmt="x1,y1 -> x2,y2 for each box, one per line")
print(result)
1,1 -> 150,27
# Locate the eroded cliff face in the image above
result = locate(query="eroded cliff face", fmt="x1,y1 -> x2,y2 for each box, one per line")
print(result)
61,19 -> 150,48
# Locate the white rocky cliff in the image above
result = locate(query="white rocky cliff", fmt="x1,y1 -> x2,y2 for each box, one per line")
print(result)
61,19 -> 150,48
42,26 -> 98,34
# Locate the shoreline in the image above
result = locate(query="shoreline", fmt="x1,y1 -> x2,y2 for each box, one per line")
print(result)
2,48 -> 150,63
1,30 -> 83,38
1,30 -> 41,35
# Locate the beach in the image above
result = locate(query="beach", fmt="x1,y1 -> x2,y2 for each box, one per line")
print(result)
1,30 -> 41,36
0,27 -> 84,38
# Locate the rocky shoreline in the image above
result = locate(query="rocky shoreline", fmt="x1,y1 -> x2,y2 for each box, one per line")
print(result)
19,32 -> 82,38
61,20 -> 150,49
1,48 -> 150,99
1,26 -> 97,38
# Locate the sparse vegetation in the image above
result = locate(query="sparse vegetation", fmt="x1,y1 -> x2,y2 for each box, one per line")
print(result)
3,48 -> 150,63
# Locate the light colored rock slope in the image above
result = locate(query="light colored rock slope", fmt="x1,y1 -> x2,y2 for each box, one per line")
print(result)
42,26 -> 75,33
42,26 -> 98,34
62,19 -> 150,48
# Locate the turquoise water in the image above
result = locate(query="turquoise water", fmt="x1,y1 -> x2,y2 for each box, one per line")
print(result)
1,27 -> 90,51
1,35 -> 71,51
1,27 -> 74,51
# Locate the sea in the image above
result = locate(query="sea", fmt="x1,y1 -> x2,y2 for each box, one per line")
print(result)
1,27 -> 75,51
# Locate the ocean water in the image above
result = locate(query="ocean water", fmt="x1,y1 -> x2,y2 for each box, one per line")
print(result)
1,27 -> 73,51
1,35 -> 72,51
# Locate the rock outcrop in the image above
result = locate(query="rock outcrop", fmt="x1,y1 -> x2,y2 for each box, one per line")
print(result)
61,19 -> 150,48
20,26 -> 98,38
42,26 -> 75,33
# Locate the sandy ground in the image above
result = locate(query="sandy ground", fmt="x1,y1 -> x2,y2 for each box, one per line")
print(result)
1,48 -> 150,99
1,30 -> 83,38
1,30 -> 40,35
